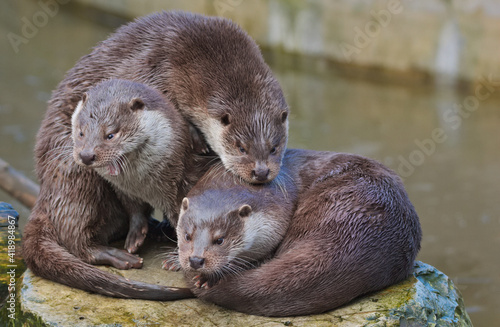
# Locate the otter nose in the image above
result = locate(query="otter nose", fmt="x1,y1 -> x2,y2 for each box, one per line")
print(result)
79,150 -> 96,166
189,256 -> 205,270
252,163 -> 270,182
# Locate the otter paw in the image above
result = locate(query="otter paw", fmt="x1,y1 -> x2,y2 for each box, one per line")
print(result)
92,246 -> 144,270
162,258 -> 181,271
125,225 -> 148,254
192,275 -> 212,289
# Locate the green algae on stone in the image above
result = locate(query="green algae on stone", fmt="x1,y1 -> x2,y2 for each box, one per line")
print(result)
0,203 -> 26,307
386,262 -> 473,327
0,203 -> 30,326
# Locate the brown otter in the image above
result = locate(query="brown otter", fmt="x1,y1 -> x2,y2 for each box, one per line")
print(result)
71,79 -> 207,231
174,149 -> 422,316
163,162 -> 297,288
51,11 -> 288,184
22,79 -> 209,300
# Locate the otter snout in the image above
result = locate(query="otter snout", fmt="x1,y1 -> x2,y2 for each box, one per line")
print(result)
252,162 -> 270,183
189,256 -> 205,270
79,150 -> 96,165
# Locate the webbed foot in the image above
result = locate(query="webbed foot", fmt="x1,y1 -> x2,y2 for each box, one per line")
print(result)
91,246 -> 143,269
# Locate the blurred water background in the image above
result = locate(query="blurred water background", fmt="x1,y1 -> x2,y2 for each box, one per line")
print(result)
1,1 -> 499,325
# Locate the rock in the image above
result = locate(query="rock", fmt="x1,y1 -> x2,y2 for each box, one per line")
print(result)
0,201 -> 471,326
4,239 -> 471,326
0,202 -> 26,325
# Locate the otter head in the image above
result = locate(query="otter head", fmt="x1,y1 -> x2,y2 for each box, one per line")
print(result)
71,79 -> 169,177
177,197 -> 253,281
205,74 -> 289,185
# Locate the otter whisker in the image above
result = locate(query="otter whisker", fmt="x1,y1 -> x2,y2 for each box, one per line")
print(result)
121,155 -> 133,176
116,156 -> 127,175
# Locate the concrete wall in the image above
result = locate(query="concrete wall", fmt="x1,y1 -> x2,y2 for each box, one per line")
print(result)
72,0 -> 500,83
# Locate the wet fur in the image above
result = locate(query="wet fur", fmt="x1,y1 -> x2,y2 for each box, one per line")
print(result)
173,162 -> 297,287
22,79 -> 211,300
47,11 -> 288,183
181,149 -> 422,316
72,80 -> 198,227
23,11 -> 284,299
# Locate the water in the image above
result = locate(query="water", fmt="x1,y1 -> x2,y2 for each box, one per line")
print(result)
1,2 -> 499,325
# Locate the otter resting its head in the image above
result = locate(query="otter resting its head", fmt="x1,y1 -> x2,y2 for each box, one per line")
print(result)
176,197 -> 255,287
203,73 -> 289,185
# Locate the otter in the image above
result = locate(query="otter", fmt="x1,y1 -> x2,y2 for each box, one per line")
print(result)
174,149 -> 422,316
163,162 -> 297,288
22,79 -> 209,300
52,11 -> 288,184
71,79 -> 208,231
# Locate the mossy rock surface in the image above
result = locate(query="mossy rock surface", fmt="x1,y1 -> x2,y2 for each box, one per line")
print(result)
0,202 -> 25,303
5,240 -> 471,327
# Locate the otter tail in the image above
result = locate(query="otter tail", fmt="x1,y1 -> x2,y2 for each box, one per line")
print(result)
22,214 -> 193,301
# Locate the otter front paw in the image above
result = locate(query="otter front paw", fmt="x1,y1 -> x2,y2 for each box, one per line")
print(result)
162,253 -> 182,272
192,275 -> 215,289
125,226 -> 148,253
125,223 -> 148,254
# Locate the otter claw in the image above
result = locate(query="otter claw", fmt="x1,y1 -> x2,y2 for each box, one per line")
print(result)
161,259 -> 180,271
192,275 -> 211,289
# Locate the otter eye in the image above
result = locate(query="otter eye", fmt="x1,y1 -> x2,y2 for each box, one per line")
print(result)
238,146 -> 246,154
214,237 -> 224,245
270,147 -> 277,155
185,233 -> 191,242
79,131 -> 84,137
106,133 -> 114,140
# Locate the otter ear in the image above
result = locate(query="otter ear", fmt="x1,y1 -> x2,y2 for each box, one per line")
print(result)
81,92 -> 88,103
129,98 -> 145,111
280,111 -> 288,123
221,113 -> 231,126
181,197 -> 189,212
238,204 -> 252,218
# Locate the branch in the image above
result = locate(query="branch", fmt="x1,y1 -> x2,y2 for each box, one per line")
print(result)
0,158 -> 39,210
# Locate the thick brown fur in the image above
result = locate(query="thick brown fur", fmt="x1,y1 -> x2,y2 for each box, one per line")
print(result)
167,161 -> 297,288
48,11 -> 288,184
22,79 -> 211,300
23,11 -> 285,299
179,149 -> 422,316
